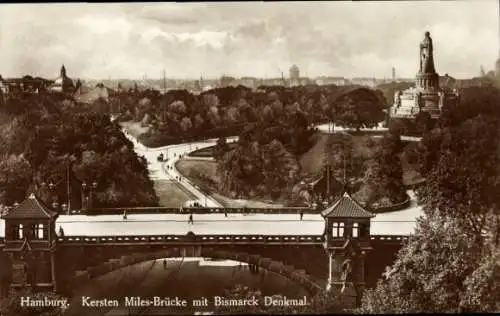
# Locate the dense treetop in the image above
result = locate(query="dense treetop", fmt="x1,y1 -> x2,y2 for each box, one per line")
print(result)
0,91 -> 158,209
360,85 -> 500,313
113,84 -> 388,147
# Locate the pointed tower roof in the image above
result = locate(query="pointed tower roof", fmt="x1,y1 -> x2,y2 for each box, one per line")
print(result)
3,193 -> 57,220
321,191 -> 374,218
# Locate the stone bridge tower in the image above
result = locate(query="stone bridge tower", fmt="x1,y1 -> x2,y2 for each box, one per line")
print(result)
321,192 -> 374,306
2,193 -> 58,292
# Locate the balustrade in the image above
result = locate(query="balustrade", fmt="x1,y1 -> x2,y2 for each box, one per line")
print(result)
3,234 -> 409,245
55,234 -> 325,245
83,206 -> 316,215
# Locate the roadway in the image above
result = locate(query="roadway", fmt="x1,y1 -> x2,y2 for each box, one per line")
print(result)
123,122 -> 420,209
0,196 -> 422,237
122,129 -> 238,207
315,122 -> 388,134
0,192 -> 421,237
0,188 -> 422,237
316,123 -> 422,141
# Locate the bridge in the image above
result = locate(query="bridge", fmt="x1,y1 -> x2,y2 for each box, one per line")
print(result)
0,192 -> 420,305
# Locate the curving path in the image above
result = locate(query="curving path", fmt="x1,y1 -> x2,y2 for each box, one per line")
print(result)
122,128 -> 237,208
120,120 -> 421,211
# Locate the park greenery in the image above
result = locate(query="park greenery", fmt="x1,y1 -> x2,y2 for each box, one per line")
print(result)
115,83 -> 395,206
0,90 -> 158,209
113,84 -> 387,147
359,86 -> 500,313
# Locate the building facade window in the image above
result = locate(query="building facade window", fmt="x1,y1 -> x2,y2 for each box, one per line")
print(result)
37,224 -> 44,239
332,222 -> 345,237
353,222 -> 359,238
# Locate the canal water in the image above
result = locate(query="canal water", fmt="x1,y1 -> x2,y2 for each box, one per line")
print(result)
64,258 -> 309,315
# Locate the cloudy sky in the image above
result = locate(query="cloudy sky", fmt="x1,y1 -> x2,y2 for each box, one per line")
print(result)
0,1 -> 497,80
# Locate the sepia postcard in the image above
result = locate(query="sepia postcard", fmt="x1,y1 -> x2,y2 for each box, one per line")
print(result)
0,1 -> 499,315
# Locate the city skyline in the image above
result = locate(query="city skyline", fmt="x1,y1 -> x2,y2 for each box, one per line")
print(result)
0,1 -> 497,80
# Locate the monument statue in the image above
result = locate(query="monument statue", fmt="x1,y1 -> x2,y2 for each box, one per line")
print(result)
420,31 -> 436,74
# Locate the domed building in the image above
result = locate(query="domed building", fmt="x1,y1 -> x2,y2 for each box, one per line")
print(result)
390,32 -> 459,120
49,65 -> 75,93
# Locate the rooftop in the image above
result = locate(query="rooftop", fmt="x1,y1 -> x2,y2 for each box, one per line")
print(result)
321,192 -> 375,218
2,193 -> 58,220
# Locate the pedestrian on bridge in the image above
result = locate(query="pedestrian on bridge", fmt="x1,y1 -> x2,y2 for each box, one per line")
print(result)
163,259 -> 167,269
188,213 -> 194,225
123,211 -> 127,220
300,210 -> 304,221
58,226 -> 64,237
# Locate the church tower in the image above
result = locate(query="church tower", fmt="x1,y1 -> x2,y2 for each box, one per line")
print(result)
416,31 -> 439,91
60,65 -> 67,79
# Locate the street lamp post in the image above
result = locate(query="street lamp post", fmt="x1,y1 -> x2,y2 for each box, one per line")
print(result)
41,181 -> 61,211
81,180 -> 98,210
89,181 -> 97,209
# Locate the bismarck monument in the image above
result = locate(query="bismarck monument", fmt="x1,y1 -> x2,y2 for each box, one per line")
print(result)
391,32 -> 459,120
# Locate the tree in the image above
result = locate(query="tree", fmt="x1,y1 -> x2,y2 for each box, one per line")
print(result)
359,213 -> 481,313
0,154 -> 32,205
179,116 -> 192,133
217,139 -> 299,199
213,137 -> 229,161
361,103 -> 500,313
362,132 -> 405,206
335,89 -> 386,131
418,115 -> 500,237
460,245 -> 500,312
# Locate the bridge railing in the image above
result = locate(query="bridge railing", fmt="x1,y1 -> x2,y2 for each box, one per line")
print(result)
82,206 -> 317,216
57,234 -> 325,244
370,235 -> 410,243
1,235 -> 410,245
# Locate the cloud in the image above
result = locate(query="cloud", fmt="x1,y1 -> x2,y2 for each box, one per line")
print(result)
0,1 -> 497,79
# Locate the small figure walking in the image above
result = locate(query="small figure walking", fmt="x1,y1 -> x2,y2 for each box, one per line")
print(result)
163,259 -> 167,270
224,210 -> 228,218
58,226 -> 65,237
188,213 -> 194,224
300,210 -> 304,221
123,211 -> 127,220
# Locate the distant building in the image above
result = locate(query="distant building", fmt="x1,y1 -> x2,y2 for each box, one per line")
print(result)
240,76 -> 258,89
289,64 -> 300,86
49,65 -> 75,93
315,76 -> 348,86
390,32 -> 459,120
0,75 -> 52,94
350,77 -> 377,88
0,75 -> 7,94
220,75 -> 236,88
75,82 -> 110,104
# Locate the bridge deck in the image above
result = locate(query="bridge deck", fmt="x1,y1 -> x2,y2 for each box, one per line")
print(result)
0,207 -> 421,237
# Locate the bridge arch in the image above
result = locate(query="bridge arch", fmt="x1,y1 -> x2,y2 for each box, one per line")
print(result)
67,247 -> 324,296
